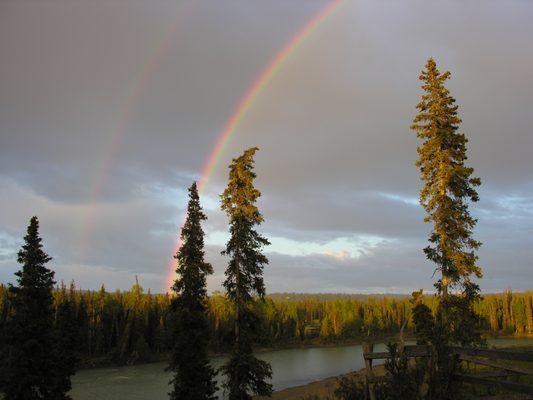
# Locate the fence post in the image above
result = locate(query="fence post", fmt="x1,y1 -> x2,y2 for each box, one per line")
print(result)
363,342 -> 376,400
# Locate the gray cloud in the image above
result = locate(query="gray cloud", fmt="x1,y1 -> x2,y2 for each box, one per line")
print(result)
1,0 -> 532,293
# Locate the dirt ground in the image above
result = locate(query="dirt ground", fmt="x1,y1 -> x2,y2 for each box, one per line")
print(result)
255,365 -> 386,400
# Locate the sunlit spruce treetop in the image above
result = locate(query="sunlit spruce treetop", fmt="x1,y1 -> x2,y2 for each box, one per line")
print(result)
221,147 -> 264,224
220,146 -> 269,300
411,58 -> 482,297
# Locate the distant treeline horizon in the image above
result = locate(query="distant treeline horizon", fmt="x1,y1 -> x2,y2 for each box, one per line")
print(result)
1,282 -> 531,368
264,291 -> 532,300
29,284 -> 528,298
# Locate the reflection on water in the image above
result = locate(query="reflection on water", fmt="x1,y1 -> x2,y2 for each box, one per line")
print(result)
70,337 -> 533,400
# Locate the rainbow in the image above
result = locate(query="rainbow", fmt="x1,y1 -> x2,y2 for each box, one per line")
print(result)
197,0 -> 343,193
167,0 -> 344,290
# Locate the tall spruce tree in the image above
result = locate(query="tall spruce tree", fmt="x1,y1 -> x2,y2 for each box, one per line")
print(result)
167,182 -> 217,400
411,58 -> 482,298
220,147 -> 272,399
4,216 -> 73,399
411,58 -> 484,347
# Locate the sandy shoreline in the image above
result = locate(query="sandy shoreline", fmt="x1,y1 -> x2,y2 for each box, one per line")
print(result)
254,365 -> 386,400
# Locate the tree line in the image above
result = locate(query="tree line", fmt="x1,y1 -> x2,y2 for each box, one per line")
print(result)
1,283 -> 531,364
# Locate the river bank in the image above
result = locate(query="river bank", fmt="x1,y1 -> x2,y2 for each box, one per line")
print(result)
255,365 -> 386,400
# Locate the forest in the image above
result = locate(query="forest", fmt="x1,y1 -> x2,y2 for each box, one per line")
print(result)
0,282 -> 530,367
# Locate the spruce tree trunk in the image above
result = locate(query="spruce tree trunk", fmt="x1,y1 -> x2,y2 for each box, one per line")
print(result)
442,274 -> 449,298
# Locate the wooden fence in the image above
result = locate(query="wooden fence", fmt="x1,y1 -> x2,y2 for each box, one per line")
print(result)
362,343 -> 533,400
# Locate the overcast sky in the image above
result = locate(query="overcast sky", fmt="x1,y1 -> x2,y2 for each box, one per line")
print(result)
1,0 -> 532,294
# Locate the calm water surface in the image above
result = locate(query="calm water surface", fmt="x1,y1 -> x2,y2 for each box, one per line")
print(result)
70,337 -> 533,399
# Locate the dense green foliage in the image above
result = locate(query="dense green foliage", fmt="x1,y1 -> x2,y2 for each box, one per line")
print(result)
167,182 -> 217,400
1,217 -> 74,399
219,147 -> 272,399
0,286 -> 530,367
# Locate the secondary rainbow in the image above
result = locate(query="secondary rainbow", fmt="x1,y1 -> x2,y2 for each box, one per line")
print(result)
78,2 -> 196,263
166,0 -> 344,290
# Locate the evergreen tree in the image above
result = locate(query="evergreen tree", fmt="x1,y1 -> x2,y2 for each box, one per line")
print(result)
54,283 -> 79,397
411,58 -> 482,298
412,59 -> 485,348
167,182 -> 217,400
220,147 -> 273,399
4,216 -> 74,399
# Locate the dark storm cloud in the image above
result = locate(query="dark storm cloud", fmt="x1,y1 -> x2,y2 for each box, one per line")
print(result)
1,0 -> 532,292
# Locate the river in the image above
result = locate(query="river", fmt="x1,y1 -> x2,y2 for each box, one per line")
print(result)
70,337 -> 533,399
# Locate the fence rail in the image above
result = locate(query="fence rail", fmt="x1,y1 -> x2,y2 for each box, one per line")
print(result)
362,343 -> 533,399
